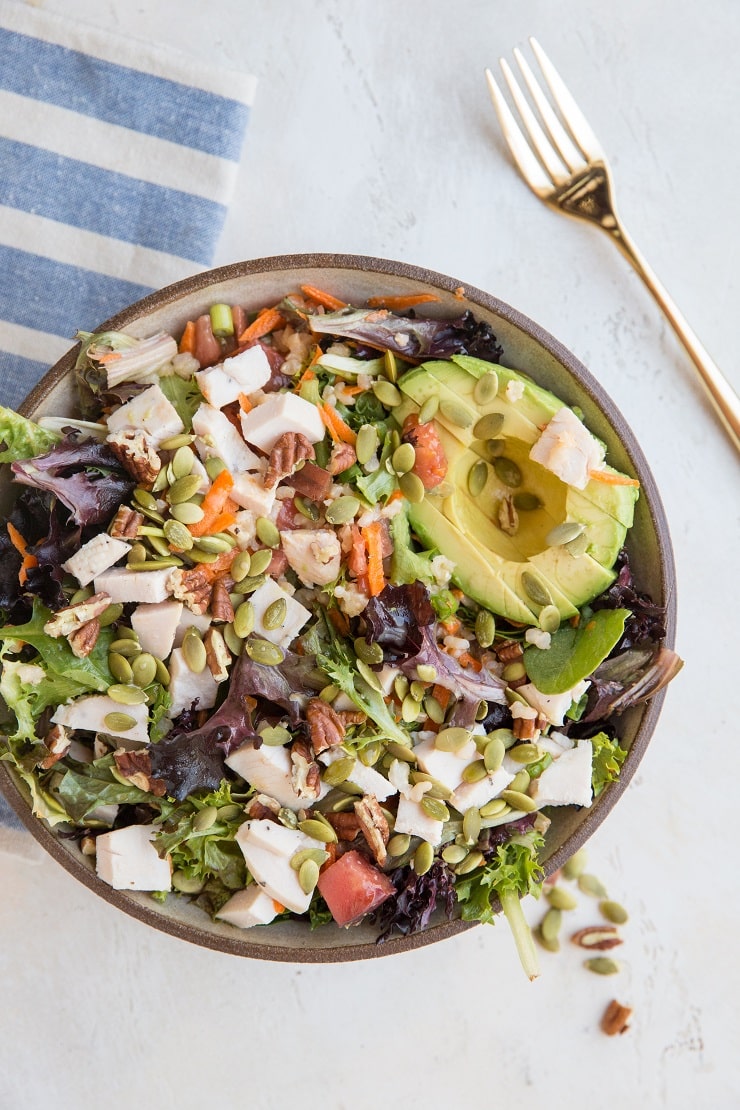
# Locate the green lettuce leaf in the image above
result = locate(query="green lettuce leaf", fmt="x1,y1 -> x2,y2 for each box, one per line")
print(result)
1,755 -> 70,827
389,508 -> 436,586
0,601 -> 113,692
317,649 -> 409,747
158,374 -> 202,430
0,651 -> 90,743
57,755 -> 170,823
0,406 -> 61,464
523,609 -> 630,695
154,782 -> 246,897
590,731 -> 627,797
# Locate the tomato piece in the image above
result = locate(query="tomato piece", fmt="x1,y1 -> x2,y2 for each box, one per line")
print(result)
317,850 -> 395,927
402,414 -> 447,489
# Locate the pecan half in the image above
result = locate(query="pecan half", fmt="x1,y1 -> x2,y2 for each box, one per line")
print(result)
601,999 -> 633,1036
38,723 -> 70,769
107,429 -> 161,488
290,739 -> 322,800
113,749 -> 166,796
326,811 -> 361,841
264,432 -> 315,488
571,925 -> 623,950
354,794 -> 390,865
43,593 -> 111,638
337,709 -> 367,728
306,698 -> 346,755
210,579 -> 235,623
168,567 -> 211,614
110,505 -> 144,539
246,793 -> 281,819
204,627 -> 230,683
495,639 -> 524,663
327,441 -> 357,476
288,461 -> 333,501
68,617 -> 101,658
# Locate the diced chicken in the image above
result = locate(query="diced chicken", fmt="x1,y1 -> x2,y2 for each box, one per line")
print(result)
393,796 -> 444,846
168,647 -> 219,715
52,694 -> 150,746
231,509 -> 257,550
62,533 -> 131,587
95,824 -> 172,891
376,664 -> 398,696
215,884 -> 280,929
449,766 -> 515,814
536,731 -> 575,758
519,679 -> 590,726
106,383 -> 184,446
221,345 -> 272,392
279,529 -> 342,587
195,365 -> 243,409
529,407 -> 605,490
248,579 -> 311,648
235,819 -> 324,914
225,741 -> 328,810
173,609 -> 212,646
414,735 -> 480,793
189,453 -> 210,493
94,567 -> 172,605
240,393 -> 325,453
530,740 -> 593,808
131,599 -> 184,661
192,403 -> 261,474
319,748 -> 397,803
230,472 -> 276,517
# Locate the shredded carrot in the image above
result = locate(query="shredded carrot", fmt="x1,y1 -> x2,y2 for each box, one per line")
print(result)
294,366 -> 316,392
178,320 -> 195,354
589,468 -> 640,488
238,392 -> 253,414
458,651 -> 483,673
200,549 -> 237,581
364,521 -> 386,597
340,384 -> 364,396
367,293 -> 441,310
238,306 -> 284,345
320,403 -> 357,447
300,284 -> 347,311
450,588 -> 464,601
6,522 -> 37,586
385,489 -> 404,505
188,468 -> 234,537
440,617 -> 461,635
432,684 -> 452,711
208,511 -> 237,534
272,900 -> 286,914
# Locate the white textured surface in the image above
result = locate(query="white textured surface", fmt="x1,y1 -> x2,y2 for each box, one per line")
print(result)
2,1 -> 739,1107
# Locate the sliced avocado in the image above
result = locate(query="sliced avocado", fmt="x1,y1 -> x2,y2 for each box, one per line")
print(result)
409,499 -> 538,625
450,355 -> 563,428
565,489 -> 630,567
527,545 -> 615,607
577,469 -> 639,528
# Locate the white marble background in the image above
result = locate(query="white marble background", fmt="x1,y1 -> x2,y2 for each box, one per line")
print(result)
2,1 -> 738,1107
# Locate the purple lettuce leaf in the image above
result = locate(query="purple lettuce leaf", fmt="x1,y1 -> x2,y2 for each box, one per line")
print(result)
10,436 -> 134,527
591,549 -> 667,649
581,645 -> 683,723
399,626 -> 506,711
363,582 -> 435,661
308,308 -> 504,363
376,858 -> 457,942
0,489 -> 78,616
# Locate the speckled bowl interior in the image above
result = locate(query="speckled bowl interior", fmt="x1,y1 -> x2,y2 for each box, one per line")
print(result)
0,254 -> 676,961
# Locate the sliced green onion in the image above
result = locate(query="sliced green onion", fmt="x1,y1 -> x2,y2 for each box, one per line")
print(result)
209,303 -> 234,338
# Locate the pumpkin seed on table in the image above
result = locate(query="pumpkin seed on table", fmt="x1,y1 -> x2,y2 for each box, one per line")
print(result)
578,873 -> 609,898
325,496 -> 360,525
584,957 -> 621,976
562,848 -> 588,880
103,711 -> 137,732
473,412 -> 505,440
418,395 -> 439,424
534,925 -> 560,953
600,900 -> 629,925
474,370 -> 499,405
245,638 -> 285,666
545,885 -> 578,911
107,684 -> 148,706
541,908 -> 563,950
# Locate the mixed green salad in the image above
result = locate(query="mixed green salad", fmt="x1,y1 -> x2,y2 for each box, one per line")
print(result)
0,285 -> 681,975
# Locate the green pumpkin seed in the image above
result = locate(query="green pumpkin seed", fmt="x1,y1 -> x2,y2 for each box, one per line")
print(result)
103,711 -> 137,732
204,456 -> 227,480
163,519 -> 194,551
393,675 -> 409,700
413,841 -> 434,876
290,848 -> 329,871
475,609 -> 496,649
249,549 -> 273,578
420,796 -> 449,822
325,496 -> 360,525
319,684 -> 340,703
509,769 -> 531,793
482,438 -> 505,459
193,806 -> 218,833
330,795 -> 356,813
439,399 -> 474,428
578,873 -> 609,899
127,542 -> 148,565
259,725 -> 292,746
479,797 -> 508,818
230,550 -> 252,582
108,652 -> 134,684
422,695 -> 444,723
521,571 -> 553,607
233,574 -> 267,597
150,468 -> 168,494
562,847 -> 588,880
358,740 -> 381,767
540,907 -> 563,943
263,598 -> 287,630
233,601 -> 255,639
462,807 -> 482,844
409,771 -> 452,800
354,637 -> 384,665
372,379 -> 402,407
322,756 -> 355,786
455,850 -> 485,875
387,833 -> 411,857
116,627 -> 140,642
294,494 -> 320,521
473,412 -> 505,440
215,804 -> 241,823
600,900 -> 629,925
223,624 -> 243,656
298,819 -> 337,844
159,432 -> 194,451
474,370 -> 499,405
154,658 -> 170,685
500,789 -> 537,813
109,640 -> 141,661
127,557 -> 182,571
493,456 -> 522,488
107,683 -> 148,706
418,395 -> 439,424
534,924 -> 560,953
584,957 -> 621,976
391,442 -> 416,476
171,445 -> 195,480
483,736 -> 505,772
298,858 -> 320,894
70,586 -> 93,606
401,694 -> 422,722
278,807 -> 298,829
255,516 -> 280,548
356,658 -> 382,692
565,532 -> 590,557
194,535 -> 232,555
245,638 -> 285,666
167,474 -> 203,505
382,349 -> 398,382
538,604 -> 561,634
513,490 -> 543,512
412,664 -> 435,685
546,521 -> 586,548
509,742 -> 541,765
136,524 -> 166,538
182,630 -> 207,673
171,871 -> 205,894
149,535 -> 174,558
170,501 -> 205,525
468,458 -> 488,498
133,488 -> 158,511
441,843 -> 467,865
385,741 -> 417,764
355,423 -> 379,465
98,602 -> 123,629
461,760 -> 488,784
131,653 -> 157,688
545,885 -> 578,911
399,471 -> 425,503
435,727 -> 471,754
409,681 -> 426,702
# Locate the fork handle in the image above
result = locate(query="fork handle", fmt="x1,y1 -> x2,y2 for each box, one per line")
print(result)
607,223 -> 740,454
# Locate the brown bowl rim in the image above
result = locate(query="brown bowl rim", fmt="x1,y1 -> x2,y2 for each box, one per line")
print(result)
0,253 -> 677,962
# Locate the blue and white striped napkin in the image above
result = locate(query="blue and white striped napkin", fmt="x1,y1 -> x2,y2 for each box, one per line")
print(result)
0,0 -> 256,411
0,0 -> 256,855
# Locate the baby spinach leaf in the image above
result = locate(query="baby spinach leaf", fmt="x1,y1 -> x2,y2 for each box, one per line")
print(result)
523,609 -> 630,694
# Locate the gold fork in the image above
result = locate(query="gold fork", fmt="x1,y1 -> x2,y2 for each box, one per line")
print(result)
486,38 -> 740,455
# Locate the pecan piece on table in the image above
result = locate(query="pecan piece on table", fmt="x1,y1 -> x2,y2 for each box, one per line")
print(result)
601,999 -> 633,1036
264,432 -> 315,489
113,749 -> 166,796
110,505 -> 145,539
290,739 -> 322,800
305,698 -> 346,755
107,429 -> 161,488
327,441 -> 357,476
571,925 -> 623,951
354,794 -> 390,865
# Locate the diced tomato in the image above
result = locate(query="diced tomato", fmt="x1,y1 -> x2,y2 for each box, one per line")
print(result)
317,850 -> 395,927
402,413 -> 447,489
347,524 -> 368,579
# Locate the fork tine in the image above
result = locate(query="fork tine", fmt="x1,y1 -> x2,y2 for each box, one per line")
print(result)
498,59 -> 570,185
485,68 -> 552,196
512,47 -> 585,174
529,38 -> 605,162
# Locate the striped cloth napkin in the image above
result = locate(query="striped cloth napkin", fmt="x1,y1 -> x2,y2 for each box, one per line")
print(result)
0,0 -> 256,856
